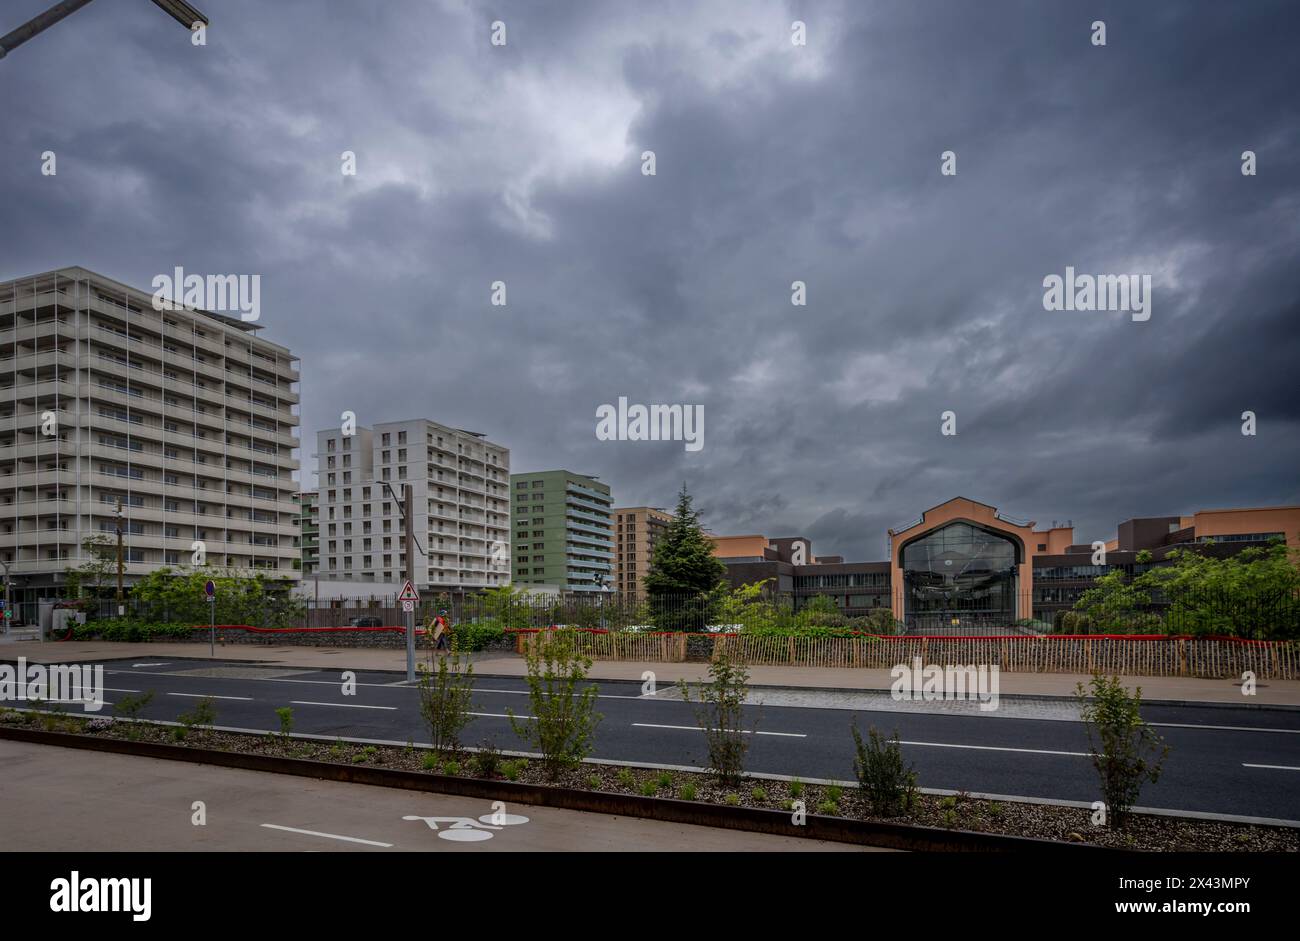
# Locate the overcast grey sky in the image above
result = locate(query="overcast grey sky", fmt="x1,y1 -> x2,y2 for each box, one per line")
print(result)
3,0 -> 1297,561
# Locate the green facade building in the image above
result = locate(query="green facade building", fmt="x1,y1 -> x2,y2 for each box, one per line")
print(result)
510,470 -> 614,593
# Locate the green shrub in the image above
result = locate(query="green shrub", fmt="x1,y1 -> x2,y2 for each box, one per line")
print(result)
74,619 -> 196,642
1076,674 -> 1169,828
472,743 -> 501,778
817,800 -> 839,815
640,779 -> 659,796
509,629 -> 602,779
275,706 -> 294,739
176,697 -> 217,739
416,644 -> 475,755
586,774 -> 602,790
616,768 -> 635,789
789,779 -> 804,799
421,752 -> 440,771
112,690 -> 154,723
723,793 -> 740,806
826,785 -> 843,803
679,782 -> 697,801
443,760 -> 461,776
679,645 -> 751,786
751,787 -> 768,802
456,620 -> 508,651
851,721 -> 917,817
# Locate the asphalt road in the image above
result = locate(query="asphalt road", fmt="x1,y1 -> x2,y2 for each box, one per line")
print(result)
0,739 -> 871,852
14,656 -> 1300,822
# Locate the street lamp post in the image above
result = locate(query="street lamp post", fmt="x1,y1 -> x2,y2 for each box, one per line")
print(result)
115,499 -> 125,618
382,482 -> 421,683
0,0 -> 208,60
1,559 -> 11,637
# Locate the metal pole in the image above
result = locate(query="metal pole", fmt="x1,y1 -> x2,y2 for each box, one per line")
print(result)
404,483 -> 415,683
209,596 -> 215,657
0,0 -> 96,60
1,560 -> 10,636
115,499 -> 125,617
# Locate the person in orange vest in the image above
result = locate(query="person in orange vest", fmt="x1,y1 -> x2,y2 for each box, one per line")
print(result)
429,609 -> 452,652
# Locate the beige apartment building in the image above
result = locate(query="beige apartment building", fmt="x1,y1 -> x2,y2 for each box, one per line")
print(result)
613,506 -> 673,598
0,267 -> 301,620
314,419 -> 511,592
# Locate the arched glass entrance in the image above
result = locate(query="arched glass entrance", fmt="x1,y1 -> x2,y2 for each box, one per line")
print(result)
900,522 -> 1019,631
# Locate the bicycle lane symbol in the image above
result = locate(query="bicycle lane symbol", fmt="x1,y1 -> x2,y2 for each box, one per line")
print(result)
403,805 -> 530,843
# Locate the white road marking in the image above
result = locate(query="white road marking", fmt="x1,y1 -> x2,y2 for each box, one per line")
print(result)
632,722 -> 806,738
131,663 -> 170,668
105,670 -> 662,702
167,692 -> 252,701
290,701 -> 397,711
260,823 -> 392,847
1243,763 -> 1300,772
1151,722 -> 1300,735
101,687 -> 140,694
469,711 -> 532,720
899,740 -> 1087,757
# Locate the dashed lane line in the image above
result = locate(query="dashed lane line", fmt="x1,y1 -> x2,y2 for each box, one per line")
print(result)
260,824 -> 392,847
633,722 -> 806,738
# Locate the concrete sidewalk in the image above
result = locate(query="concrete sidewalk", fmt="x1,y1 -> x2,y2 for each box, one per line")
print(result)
5,636 -> 1298,708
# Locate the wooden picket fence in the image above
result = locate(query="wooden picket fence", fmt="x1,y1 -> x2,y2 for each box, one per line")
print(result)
515,630 -> 1300,679
516,630 -> 687,663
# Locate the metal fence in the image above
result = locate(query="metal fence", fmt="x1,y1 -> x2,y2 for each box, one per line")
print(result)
185,585 -> 1300,639
510,628 -> 1300,678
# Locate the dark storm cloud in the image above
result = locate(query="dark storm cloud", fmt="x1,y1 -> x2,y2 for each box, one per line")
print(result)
3,0 -> 1297,561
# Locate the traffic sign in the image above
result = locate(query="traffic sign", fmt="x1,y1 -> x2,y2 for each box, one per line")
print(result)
204,580 -> 216,599
401,599 -> 415,613
397,581 -> 419,603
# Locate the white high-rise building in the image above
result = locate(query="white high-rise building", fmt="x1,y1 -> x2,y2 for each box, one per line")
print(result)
0,267 -> 301,619
314,419 -> 511,591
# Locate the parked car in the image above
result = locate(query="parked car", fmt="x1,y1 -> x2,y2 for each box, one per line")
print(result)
348,616 -> 383,627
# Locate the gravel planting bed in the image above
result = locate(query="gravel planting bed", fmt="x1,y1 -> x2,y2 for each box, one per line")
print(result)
4,707 -> 1294,852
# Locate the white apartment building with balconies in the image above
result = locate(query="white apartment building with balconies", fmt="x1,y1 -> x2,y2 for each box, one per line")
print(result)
314,419 -> 510,591
0,267 -> 301,620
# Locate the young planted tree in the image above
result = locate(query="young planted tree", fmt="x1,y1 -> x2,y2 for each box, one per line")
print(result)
67,534 -> 116,606
1076,674 -> 1169,828
850,721 -> 917,817
644,484 -> 726,630
679,644 -> 752,786
508,628 -> 602,779
416,642 -> 476,756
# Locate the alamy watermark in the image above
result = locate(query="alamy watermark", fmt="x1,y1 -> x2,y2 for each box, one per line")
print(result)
50,872 -> 150,921
890,657 -> 1000,711
1042,267 -> 1151,322
151,266 -> 261,322
0,657 -> 105,712
596,397 -> 703,452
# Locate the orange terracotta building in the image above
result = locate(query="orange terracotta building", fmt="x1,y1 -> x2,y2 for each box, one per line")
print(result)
712,497 -> 1299,631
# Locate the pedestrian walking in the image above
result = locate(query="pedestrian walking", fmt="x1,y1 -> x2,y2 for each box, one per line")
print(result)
431,610 -> 452,652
